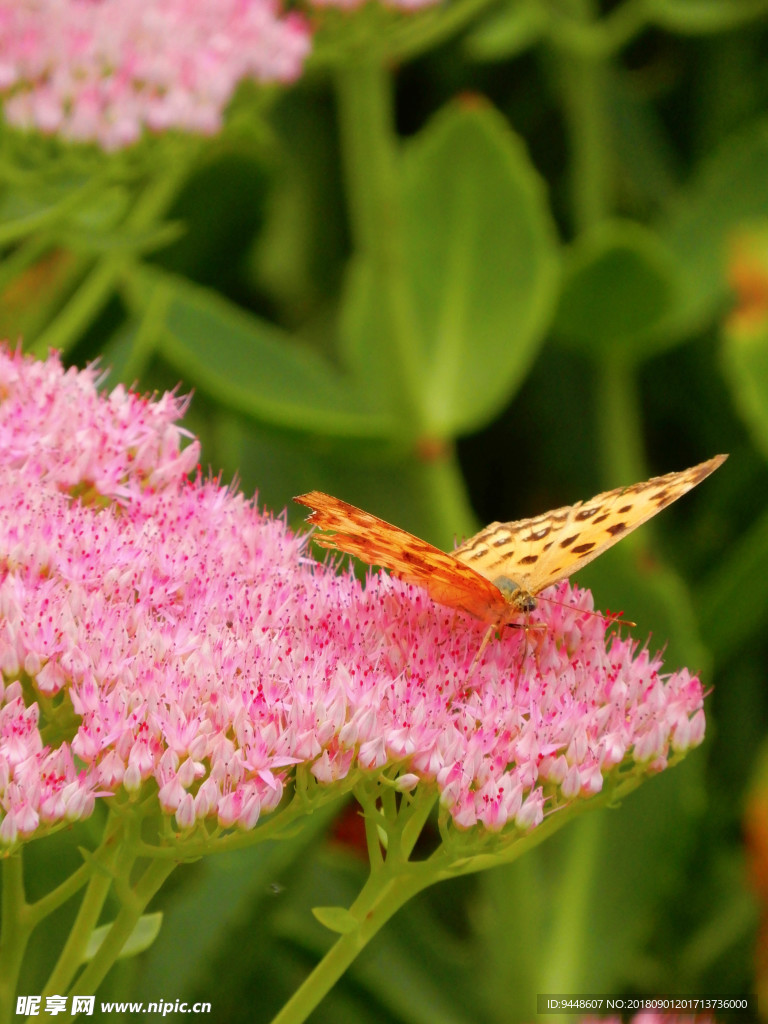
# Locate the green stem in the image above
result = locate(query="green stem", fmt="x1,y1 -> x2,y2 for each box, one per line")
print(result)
387,0 -> 500,63
334,58 -> 425,429
0,235 -> 50,294
41,814 -> 127,998
555,3 -> 648,489
540,814 -> 602,992
595,357 -> 646,485
0,174 -> 107,248
0,854 -> 32,1024
29,157 -> 190,359
131,783 -> 352,860
549,0 -> 647,58
415,451 -> 481,549
272,773 -> 644,1024
554,0 -> 612,233
70,859 -> 177,998
270,864 -> 427,1024
26,861 -> 93,926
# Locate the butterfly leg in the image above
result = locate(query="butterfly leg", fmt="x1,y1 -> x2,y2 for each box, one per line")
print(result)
470,623 -> 498,672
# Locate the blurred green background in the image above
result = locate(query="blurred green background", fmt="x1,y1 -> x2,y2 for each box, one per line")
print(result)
4,0 -> 768,1020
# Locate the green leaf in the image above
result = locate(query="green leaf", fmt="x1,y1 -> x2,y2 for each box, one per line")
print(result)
400,100 -> 559,436
721,325 -> 768,460
697,504 -> 768,662
0,176 -> 102,246
662,119 -> 768,333
464,0 -> 549,62
553,220 -> 684,361
84,913 -> 163,963
337,255 -> 412,425
133,267 -> 399,438
62,219 -> 184,257
648,0 -> 768,33
312,905 -> 359,934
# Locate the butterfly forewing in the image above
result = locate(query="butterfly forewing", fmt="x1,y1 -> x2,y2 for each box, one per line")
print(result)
295,490 -> 509,622
453,454 -> 727,596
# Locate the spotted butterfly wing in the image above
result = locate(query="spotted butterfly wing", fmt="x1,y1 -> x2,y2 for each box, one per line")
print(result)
295,491 -> 509,622
453,455 -> 727,602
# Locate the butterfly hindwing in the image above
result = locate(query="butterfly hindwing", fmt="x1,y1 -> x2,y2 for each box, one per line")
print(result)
295,491 -> 508,622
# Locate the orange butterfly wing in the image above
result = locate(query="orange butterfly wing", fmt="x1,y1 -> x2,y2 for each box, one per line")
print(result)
295,491 -> 508,624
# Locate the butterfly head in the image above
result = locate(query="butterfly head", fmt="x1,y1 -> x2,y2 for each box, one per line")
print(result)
493,575 -> 537,615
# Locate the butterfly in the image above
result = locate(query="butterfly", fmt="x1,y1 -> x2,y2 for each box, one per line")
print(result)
295,455 -> 727,631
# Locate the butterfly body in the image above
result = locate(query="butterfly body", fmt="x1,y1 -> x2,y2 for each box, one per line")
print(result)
489,576 -> 537,614
295,454 -> 727,629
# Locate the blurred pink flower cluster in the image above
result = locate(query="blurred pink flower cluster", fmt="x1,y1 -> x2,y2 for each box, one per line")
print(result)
0,0 -> 311,149
0,348 -> 706,846
584,1015 -> 715,1024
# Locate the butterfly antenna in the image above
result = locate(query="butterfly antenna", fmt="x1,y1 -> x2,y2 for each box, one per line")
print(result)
533,594 -> 636,629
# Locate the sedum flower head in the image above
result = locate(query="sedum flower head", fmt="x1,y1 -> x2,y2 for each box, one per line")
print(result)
0,0 -> 311,149
0,348 -> 706,847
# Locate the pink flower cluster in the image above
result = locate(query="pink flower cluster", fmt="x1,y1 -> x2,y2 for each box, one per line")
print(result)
0,348 -> 706,845
0,0 -> 310,149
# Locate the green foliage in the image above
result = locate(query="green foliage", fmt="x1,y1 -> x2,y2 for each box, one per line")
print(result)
2,0 -> 767,1020
554,220 -> 684,359
84,915 -> 163,963
722,322 -> 768,459
312,906 -> 359,934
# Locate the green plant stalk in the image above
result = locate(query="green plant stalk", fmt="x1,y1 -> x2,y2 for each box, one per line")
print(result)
0,235 -> 50,294
554,0 -> 612,235
69,858 -> 176,999
549,0 -> 646,58
271,772 -> 645,1024
270,862 -> 431,1024
132,775 -> 353,861
334,58 -> 426,428
539,813 -> 603,994
0,174 -> 108,248
0,854 -> 32,1024
595,357 -> 646,486
555,2 -> 647,485
29,158 -> 191,359
387,0 -> 499,63
40,812 -> 132,1000
410,451 -> 483,553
